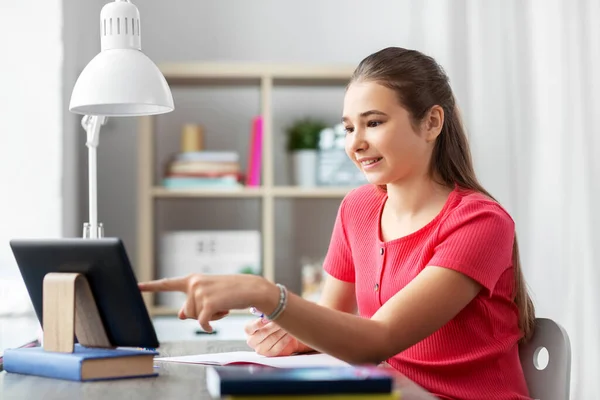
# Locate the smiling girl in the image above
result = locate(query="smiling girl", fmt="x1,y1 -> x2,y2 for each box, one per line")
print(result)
140,47 -> 535,400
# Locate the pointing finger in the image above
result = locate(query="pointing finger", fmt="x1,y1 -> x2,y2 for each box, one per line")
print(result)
138,276 -> 188,292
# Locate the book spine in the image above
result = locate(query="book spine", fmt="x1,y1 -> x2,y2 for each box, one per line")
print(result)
228,394 -> 399,400
245,118 -> 257,186
175,151 -> 239,163
219,379 -> 392,396
249,116 -> 263,186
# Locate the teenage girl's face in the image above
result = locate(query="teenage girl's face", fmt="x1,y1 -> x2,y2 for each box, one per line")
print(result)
342,81 -> 437,186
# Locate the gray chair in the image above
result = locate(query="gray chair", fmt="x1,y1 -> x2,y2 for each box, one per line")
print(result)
519,318 -> 572,400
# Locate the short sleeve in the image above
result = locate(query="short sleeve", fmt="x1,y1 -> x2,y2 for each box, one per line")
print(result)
322,197 -> 355,283
428,201 -> 515,294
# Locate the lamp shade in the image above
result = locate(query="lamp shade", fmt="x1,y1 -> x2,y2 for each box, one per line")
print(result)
69,49 -> 174,116
69,0 -> 174,116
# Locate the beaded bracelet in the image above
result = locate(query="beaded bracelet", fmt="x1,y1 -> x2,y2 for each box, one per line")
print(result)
265,283 -> 288,321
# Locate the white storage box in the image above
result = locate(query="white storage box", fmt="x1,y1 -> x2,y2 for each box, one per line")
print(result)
157,230 -> 261,309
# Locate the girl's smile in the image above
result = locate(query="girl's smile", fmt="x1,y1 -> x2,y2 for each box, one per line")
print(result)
357,156 -> 383,169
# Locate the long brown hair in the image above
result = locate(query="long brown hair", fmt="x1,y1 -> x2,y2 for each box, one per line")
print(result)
350,47 -> 535,340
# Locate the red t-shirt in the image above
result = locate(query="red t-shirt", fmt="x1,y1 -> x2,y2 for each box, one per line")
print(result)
323,184 -> 530,400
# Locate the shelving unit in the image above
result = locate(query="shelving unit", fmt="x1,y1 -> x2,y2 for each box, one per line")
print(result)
137,62 -> 356,316
150,186 -> 355,199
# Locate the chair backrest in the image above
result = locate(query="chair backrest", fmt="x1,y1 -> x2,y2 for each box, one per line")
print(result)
519,318 -> 571,400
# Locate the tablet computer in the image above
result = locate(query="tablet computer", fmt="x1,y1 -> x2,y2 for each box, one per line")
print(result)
9,237 -> 159,349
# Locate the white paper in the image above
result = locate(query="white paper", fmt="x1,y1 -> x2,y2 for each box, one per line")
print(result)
155,351 -> 350,368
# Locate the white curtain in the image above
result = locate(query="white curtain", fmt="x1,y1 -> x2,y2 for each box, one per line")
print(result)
430,0 -> 599,398
0,0 -> 63,316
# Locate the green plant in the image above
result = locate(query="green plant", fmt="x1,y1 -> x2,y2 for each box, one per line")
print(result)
285,118 -> 327,151
238,265 -> 258,275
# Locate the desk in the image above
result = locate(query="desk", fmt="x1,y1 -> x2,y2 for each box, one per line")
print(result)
0,340 -> 436,400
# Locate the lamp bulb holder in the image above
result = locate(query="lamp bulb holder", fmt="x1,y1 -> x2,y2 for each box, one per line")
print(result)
100,0 -> 142,51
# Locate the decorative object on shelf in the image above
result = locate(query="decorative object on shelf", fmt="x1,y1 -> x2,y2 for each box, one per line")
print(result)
245,115 -> 263,187
163,124 -> 243,190
286,118 -> 327,187
180,124 -> 204,153
69,0 -> 174,238
300,257 -> 326,302
317,123 -> 367,187
157,230 -> 261,309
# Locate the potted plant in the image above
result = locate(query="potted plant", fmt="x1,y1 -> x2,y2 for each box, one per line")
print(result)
285,118 -> 327,187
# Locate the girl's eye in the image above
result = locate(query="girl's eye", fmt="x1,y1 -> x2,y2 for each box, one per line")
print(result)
367,120 -> 382,128
344,126 -> 354,134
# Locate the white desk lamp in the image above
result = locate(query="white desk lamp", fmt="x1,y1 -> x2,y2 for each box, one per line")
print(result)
69,0 -> 174,238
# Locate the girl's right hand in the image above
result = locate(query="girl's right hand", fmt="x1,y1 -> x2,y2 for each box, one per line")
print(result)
244,317 -> 303,357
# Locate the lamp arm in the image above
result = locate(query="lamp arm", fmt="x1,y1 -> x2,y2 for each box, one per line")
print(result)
81,115 -> 107,238
82,115 -> 106,147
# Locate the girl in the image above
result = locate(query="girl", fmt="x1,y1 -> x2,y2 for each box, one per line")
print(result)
139,47 -> 535,400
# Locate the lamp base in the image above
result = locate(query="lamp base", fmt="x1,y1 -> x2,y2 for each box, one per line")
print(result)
82,222 -> 104,239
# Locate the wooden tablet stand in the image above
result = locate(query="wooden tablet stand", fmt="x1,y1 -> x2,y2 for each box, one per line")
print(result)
42,272 -> 113,352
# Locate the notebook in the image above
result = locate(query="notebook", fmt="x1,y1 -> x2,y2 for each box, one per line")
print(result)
206,365 -> 395,397
155,350 -> 350,368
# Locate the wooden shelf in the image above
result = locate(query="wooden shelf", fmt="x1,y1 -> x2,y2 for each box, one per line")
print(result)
150,306 -> 180,317
151,186 -> 355,199
152,186 -> 265,198
158,62 -> 355,82
271,186 -> 354,198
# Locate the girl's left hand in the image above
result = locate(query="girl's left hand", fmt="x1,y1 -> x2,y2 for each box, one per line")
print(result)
138,273 -> 267,332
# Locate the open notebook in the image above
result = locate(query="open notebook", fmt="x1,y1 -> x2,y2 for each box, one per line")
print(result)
155,351 -> 350,368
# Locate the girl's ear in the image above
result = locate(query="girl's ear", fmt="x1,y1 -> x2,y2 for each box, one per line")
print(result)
424,105 -> 444,142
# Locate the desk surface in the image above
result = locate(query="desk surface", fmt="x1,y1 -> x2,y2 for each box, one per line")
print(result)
0,340 -> 436,400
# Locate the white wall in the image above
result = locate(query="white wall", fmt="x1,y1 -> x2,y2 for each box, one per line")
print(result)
0,1 -> 63,314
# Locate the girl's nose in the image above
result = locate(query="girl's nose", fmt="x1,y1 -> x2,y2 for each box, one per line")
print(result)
348,128 -> 367,153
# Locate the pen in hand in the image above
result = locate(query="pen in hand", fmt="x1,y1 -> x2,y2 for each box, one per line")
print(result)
249,307 -> 264,319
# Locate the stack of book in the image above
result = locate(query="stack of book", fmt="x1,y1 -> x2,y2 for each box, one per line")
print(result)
207,365 -> 400,399
162,151 -> 243,190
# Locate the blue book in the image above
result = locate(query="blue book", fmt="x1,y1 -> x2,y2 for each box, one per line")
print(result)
206,365 -> 394,397
175,151 -> 239,163
3,344 -> 158,381
162,176 -> 242,189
